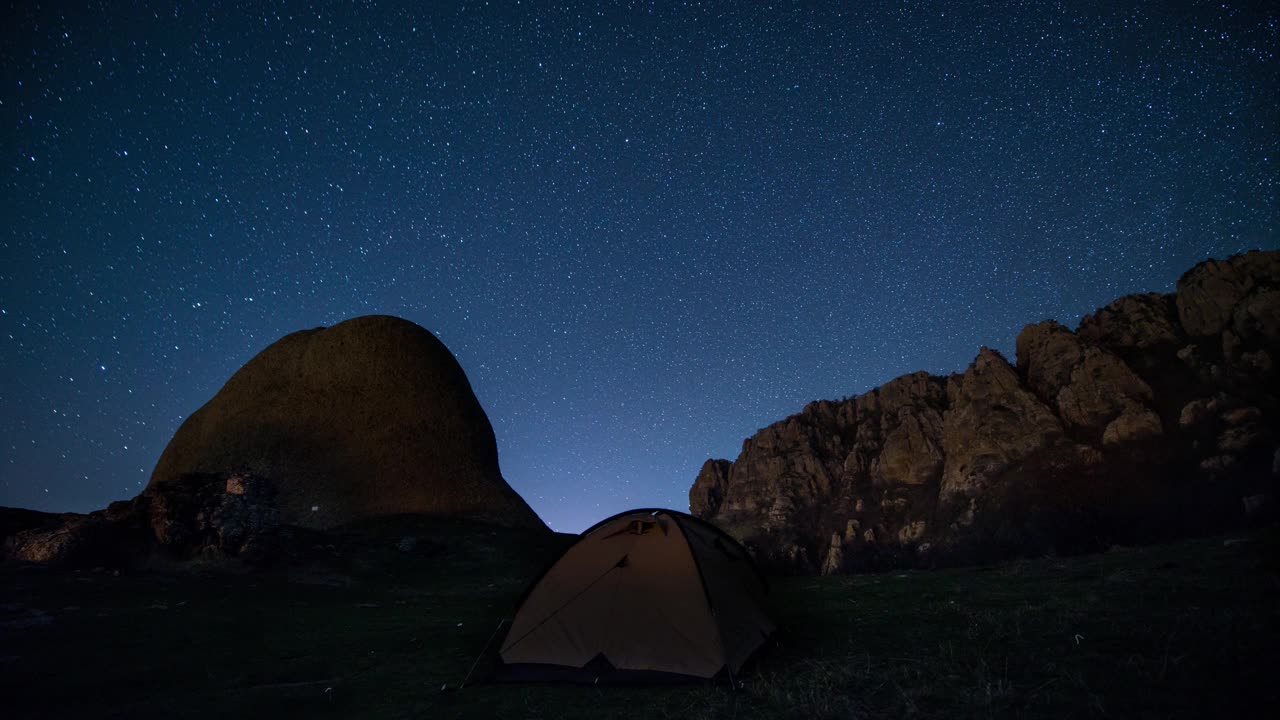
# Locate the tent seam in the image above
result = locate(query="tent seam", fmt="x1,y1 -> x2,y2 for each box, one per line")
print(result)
669,512 -> 729,674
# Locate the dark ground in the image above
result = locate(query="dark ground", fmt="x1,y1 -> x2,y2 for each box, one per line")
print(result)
2,519 -> 1277,719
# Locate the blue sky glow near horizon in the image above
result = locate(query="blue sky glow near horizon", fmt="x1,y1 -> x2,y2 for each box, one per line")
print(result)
2,1 -> 1276,531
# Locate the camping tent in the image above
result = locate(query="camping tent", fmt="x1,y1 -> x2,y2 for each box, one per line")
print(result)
497,508 -> 774,682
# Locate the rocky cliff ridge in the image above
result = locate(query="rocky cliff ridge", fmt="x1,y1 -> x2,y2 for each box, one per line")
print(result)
690,250 -> 1279,573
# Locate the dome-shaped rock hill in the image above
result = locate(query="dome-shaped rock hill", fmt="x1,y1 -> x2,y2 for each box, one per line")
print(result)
149,315 -> 545,531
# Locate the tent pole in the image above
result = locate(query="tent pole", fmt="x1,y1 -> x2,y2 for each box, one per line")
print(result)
499,557 -> 627,653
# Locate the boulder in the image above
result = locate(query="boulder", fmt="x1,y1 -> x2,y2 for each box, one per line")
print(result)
1217,423 -> 1269,454
1231,287 -> 1280,355
1101,404 -> 1163,446
897,520 -> 927,544
149,316 -> 544,530
1015,321 -> 1157,441
1176,250 -> 1280,338
1180,396 -> 1227,429
1015,321 -> 1084,398
1200,455 -> 1238,477
1077,293 -> 1182,357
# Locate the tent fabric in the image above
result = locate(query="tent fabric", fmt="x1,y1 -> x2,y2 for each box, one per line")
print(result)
497,508 -> 774,682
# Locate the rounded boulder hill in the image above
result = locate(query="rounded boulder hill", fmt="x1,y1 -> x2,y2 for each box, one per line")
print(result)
149,315 -> 546,531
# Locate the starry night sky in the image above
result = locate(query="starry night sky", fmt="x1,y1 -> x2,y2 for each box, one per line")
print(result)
2,2 -> 1276,532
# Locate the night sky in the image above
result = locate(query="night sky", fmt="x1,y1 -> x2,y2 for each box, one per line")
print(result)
2,2 -> 1276,532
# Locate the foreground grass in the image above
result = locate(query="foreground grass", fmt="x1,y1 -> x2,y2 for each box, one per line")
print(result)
2,523 -> 1277,719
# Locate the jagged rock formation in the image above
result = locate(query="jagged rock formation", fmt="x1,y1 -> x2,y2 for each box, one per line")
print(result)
4,472 -> 283,567
691,250 -> 1280,573
150,315 -> 545,531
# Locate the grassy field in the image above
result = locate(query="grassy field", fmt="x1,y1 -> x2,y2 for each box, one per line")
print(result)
3,521 -> 1277,719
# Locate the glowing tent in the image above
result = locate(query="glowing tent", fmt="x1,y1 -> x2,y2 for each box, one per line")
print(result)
497,508 -> 774,682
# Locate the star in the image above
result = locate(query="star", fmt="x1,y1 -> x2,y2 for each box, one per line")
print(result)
0,1 -> 1273,531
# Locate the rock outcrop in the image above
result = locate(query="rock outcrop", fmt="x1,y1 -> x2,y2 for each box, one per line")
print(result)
1015,321 -> 1160,445
149,315 -> 544,531
4,472 -> 283,567
691,250 -> 1280,572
